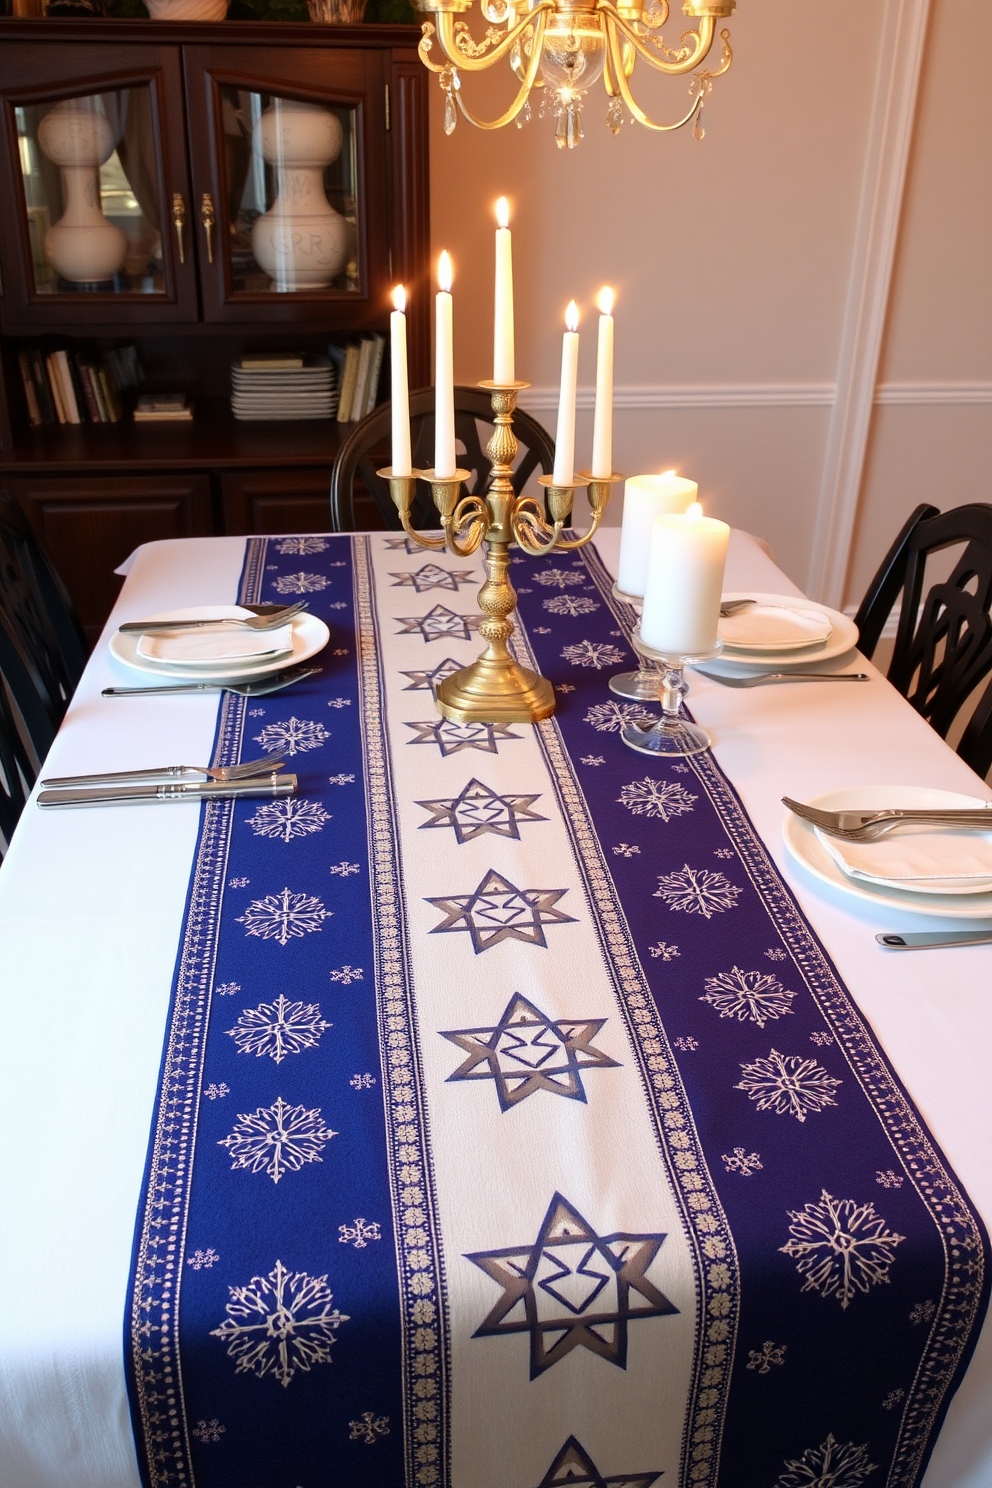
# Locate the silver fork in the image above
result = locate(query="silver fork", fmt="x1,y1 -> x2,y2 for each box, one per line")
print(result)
119,602 -> 305,634
782,796 -> 992,841
42,753 -> 287,789
102,666 -> 320,698
698,670 -> 869,688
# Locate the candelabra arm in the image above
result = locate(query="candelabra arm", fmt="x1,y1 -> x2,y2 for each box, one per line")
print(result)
553,471 -> 622,549
599,5 -> 716,74
606,20 -> 708,131
454,16 -> 549,128
382,470 -> 448,551
553,504 -> 607,551
444,493 -> 490,557
433,4 -> 552,72
511,498 -> 565,557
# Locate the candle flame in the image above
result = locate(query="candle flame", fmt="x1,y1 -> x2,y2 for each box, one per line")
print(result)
565,299 -> 579,333
597,286 -> 614,316
438,251 -> 453,293
496,196 -> 510,229
686,501 -> 702,524
392,284 -> 406,313
660,468 -> 676,479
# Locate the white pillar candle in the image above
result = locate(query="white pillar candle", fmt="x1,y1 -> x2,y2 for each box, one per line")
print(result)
591,286 -> 614,479
434,250 -> 456,477
552,299 -> 580,485
616,470 -> 697,597
493,196 -> 514,386
390,284 -> 412,477
640,501 -> 730,656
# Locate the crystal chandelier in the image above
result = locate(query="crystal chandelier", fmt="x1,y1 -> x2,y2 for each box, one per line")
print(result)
415,0 -> 736,149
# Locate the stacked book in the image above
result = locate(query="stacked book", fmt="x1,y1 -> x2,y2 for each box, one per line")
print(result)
332,332 -> 385,425
134,394 -> 193,423
17,345 -> 137,427
231,353 -> 338,422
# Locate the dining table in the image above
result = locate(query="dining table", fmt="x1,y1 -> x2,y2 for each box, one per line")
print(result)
1,524 -> 990,1488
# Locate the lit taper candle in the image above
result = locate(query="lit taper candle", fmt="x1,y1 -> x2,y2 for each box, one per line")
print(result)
434,251 -> 456,477
493,196 -> 514,385
553,299 -> 580,485
591,286 -> 614,479
390,284 -> 412,478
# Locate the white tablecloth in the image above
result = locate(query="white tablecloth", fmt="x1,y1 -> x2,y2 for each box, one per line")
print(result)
1,530 -> 990,1488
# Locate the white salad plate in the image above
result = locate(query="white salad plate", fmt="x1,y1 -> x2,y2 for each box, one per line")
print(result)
111,606 -> 330,682
711,593 -> 859,671
782,785 -> 992,919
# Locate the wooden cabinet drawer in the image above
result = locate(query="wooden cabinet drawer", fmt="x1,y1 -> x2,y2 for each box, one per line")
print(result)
220,468 -> 386,537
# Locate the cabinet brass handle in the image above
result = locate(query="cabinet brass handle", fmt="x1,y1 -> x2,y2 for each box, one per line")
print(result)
201,193 -> 215,265
172,192 -> 186,265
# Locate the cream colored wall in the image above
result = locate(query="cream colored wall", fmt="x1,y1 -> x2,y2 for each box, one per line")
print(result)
427,0 -> 991,600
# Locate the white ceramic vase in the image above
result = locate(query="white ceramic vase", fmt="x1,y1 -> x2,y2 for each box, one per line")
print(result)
251,100 -> 350,293
37,100 -> 128,286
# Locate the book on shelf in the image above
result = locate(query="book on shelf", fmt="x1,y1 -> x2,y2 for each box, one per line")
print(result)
133,393 -> 193,422
362,333 -> 385,420
17,352 -> 41,428
15,341 -> 135,428
351,337 -> 374,426
333,332 -> 386,424
335,342 -> 361,424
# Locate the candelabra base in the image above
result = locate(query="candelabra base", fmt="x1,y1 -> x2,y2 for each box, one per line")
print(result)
434,654 -> 556,725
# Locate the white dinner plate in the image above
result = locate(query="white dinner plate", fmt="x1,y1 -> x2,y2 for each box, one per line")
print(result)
136,623 -> 295,667
110,606 -> 330,682
782,785 -> 992,919
708,593 -> 859,671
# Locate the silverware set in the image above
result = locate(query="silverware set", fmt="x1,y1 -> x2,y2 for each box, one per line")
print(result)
102,665 -> 321,698
782,796 -> 992,842
118,602 -> 305,634
40,753 -> 294,808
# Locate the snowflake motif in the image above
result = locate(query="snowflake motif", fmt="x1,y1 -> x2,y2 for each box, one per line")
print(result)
735,1049 -> 842,1122
619,778 -> 698,821
210,1258 -> 349,1387
339,1218 -> 382,1249
237,888 -> 331,945
247,798 -> 331,843
350,1073 -> 376,1090
328,602 -> 348,609
254,717 -> 330,756
332,649 -> 348,656
228,876 -> 250,889
275,536 -> 329,555
584,700 -> 653,733
327,697 -> 352,709
700,966 -> 795,1026
349,1411 -> 390,1445
809,1031 -> 833,1046
191,1419 -> 226,1444
329,560 -> 347,567
673,1036 -> 699,1052
273,572 -> 330,594
910,1299 -> 935,1326
876,1169 -> 904,1189
882,1388 -> 905,1411
330,965 -> 364,985
543,594 -> 600,617
671,763 -> 690,773
561,640 -> 625,670
557,683 -> 576,693
612,843 -> 641,858
215,982 -> 241,997
747,1340 -> 786,1374
774,1434 -> 877,1488
713,848 -> 735,859
534,568 -> 585,589
723,1147 -> 763,1176
649,942 -> 680,961
517,586 -> 532,593
329,861 -> 360,877
328,773 -> 356,785
228,993 -> 331,1064
248,708 -> 266,717
580,755 -> 606,766
610,629 -> 623,637
219,1096 -> 338,1184
187,1248 -> 219,1270
655,866 -> 743,919
780,1190 -> 906,1309
765,947 -> 788,962
203,1083 -> 230,1100
533,625 -> 551,634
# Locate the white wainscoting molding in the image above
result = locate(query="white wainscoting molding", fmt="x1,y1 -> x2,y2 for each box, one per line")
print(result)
520,380 -> 992,413
875,382 -> 992,406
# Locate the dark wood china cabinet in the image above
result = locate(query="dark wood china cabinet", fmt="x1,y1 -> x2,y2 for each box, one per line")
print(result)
0,17 -> 430,637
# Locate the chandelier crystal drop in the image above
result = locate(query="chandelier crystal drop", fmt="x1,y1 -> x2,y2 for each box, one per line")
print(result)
416,0 -> 736,148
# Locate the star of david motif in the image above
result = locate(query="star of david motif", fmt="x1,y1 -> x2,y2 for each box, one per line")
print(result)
427,869 -> 576,953
405,719 -> 523,757
395,605 -> 479,643
534,1436 -> 662,1488
384,536 -> 429,554
390,563 -> 477,593
441,993 -> 619,1109
467,1192 -> 677,1378
416,778 -> 545,844
400,657 -> 464,691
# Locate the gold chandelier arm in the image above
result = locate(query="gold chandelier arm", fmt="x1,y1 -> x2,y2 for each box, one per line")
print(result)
443,494 -> 490,557
433,3 -> 552,72
510,498 -> 564,557
606,20 -> 706,131
454,11 -> 549,129
599,4 -> 716,74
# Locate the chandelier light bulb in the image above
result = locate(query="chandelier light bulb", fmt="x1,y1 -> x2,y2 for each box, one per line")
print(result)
438,251 -> 453,292
565,300 -> 579,332
392,284 -> 407,313
496,196 -> 510,228
597,286 -> 614,317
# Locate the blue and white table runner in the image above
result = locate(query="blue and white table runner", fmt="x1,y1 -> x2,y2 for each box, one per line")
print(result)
126,534 -> 989,1488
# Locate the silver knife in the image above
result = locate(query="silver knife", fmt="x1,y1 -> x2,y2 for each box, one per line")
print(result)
37,775 -> 298,809
876,930 -> 992,950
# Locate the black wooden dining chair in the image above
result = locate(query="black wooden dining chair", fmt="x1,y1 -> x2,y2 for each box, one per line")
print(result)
853,501 -> 992,776
329,385 -> 556,532
0,649 -> 35,856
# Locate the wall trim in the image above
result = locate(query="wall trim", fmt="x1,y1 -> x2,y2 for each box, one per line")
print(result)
874,381 -> 992,406
519,379 -> 991,413
806,0 -> 932,608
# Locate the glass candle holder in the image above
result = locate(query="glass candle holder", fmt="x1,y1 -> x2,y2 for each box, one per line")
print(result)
609,582 -> 658,701
621,631 -> 722,757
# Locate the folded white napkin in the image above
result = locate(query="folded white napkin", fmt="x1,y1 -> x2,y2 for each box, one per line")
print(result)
720,604 -> 831,651
137,624 -> 295,666
816,823 -> 992,895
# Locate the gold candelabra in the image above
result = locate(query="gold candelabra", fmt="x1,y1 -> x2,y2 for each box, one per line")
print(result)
381,381 -> 621,724
415,0 -> 736,150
